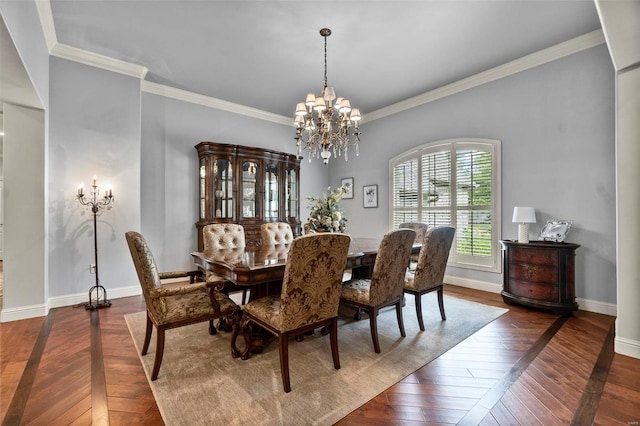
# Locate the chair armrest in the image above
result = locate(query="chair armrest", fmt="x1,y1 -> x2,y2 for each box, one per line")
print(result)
205,273 -> 230,292
158,270 -> 203,283
151,281 -> 209,298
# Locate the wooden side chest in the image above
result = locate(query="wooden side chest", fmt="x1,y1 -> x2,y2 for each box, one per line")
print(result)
500,240 -> 580,316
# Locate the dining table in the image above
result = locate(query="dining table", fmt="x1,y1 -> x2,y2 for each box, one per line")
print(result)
191,237 -> 420,352
191,237 -> 420,299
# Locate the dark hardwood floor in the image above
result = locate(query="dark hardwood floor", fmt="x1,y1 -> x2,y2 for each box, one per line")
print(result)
1,285 -> 638,425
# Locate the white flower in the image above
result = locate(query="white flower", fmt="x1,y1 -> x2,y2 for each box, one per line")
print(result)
305,186 -> 349,233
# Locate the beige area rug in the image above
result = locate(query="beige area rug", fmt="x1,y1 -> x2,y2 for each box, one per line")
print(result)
125,295 -> 507,425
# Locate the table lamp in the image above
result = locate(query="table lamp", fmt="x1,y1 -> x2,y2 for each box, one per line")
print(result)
512,207 -> 536,243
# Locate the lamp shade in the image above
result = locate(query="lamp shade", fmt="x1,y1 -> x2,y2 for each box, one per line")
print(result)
512,207 -> 536,223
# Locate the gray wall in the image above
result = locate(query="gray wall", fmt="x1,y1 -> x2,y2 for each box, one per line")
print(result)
140,93 -> 328,272
48,57 -> 142,298
3,103 -> 45,309
329,45 -> 616,304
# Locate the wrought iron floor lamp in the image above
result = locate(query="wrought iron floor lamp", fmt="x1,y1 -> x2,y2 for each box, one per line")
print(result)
77,177 -> 114,310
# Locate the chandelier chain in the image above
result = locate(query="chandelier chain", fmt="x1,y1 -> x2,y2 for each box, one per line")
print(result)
324,34 -> 328,89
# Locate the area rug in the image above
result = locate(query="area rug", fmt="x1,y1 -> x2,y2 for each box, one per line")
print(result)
125,295 -> 507,425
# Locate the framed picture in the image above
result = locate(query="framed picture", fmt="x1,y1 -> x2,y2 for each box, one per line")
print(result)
363,184 -> 378,208
539,219 -> 572,242
341,177 -> 354,199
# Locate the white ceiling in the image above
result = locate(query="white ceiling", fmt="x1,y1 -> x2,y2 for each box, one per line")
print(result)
42,1 -> 603,119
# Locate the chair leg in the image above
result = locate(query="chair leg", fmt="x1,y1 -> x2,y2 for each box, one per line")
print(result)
238,314 -> 253,361
241,289 -> 248,305
415,293 -> 425,331
151,326 -> 166,381
369,307 -> 381,353
437,286 -> 446,320
142,314 -> 153,356
329,318 -> 340,370
396,300 -> 406,337
279,334 -> 291,393
209,319 -> 218,335
354,307 -> 362,321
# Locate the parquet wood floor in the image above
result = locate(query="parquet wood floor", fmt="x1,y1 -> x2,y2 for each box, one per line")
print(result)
1,285 -> 638,425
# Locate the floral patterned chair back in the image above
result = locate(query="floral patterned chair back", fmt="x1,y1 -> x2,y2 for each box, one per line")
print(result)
203,223 -> 246,251
368,229 -> 417,306
410,226 -> 455,292
125,231 -> 165,323
278,233 -> 351,331
399,222 -> 429,244
261,222 -> 294,245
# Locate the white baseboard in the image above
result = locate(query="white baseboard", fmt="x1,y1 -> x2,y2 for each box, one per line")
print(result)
48,285 -> 142,309
445,275 -> 618,317
615,335 -> 640,359
1,303 -> 48,322
444,275 -> 503,294
575,297 -> 617,316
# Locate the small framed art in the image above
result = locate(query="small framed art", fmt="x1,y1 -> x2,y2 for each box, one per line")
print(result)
363,184 -> 378,208
341,177 -> 354,199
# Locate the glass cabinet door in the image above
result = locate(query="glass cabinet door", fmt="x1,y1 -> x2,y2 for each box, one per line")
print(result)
242,161 -> 259,218
286,167 -> 298,219
265,163 -> 279,219
213,159 -> 234,219
199,159 -> 206,219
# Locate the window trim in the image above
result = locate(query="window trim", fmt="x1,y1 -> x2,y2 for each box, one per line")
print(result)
389,138 -> 502,273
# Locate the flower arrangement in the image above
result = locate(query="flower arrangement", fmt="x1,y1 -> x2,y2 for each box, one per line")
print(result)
305,186 -> 348,233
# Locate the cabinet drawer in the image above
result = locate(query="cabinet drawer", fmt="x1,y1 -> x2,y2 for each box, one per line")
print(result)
508,263 -> 558,285
509,248 -> 558,266
509,279 -> 559,301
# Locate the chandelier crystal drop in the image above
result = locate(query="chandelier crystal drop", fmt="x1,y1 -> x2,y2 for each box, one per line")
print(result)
294,28 -> 362,165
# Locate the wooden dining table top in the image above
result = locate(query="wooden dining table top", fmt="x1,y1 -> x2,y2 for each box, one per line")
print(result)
191,237 -> 419,286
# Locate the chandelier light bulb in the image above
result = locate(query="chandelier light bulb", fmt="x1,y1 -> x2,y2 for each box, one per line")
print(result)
293,27 -> 362,165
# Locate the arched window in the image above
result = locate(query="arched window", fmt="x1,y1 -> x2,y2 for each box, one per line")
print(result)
390,138 -> 502,272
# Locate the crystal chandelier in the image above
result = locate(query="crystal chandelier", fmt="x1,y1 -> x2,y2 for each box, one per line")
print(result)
294,28 -> 362,165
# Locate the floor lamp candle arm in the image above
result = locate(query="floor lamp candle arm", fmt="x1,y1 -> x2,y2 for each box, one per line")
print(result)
76,181 -> 114,310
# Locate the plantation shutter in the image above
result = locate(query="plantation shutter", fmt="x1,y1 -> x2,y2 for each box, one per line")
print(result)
455,148 -> 493,262
421,149 -> 452,228
392,158 -> 419,228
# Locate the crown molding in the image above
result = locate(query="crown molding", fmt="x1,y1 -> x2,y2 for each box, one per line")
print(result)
35,0 -> 57,52
364,29 -> 606,123
141,81 -> 292,126
50,43 -> 149,79
35,0 -> 604,127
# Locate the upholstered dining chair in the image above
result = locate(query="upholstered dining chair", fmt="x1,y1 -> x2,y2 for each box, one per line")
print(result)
231,233 -> 351,393
202,223 -> 249,305
260,222 -> 294,245
399,222 -> 429,269
404,226 -> 455,331
125,231 -> 239,381
340,229 -> 416,353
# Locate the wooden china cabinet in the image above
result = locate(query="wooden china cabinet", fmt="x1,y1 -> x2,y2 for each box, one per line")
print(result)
195,142 -> 301,249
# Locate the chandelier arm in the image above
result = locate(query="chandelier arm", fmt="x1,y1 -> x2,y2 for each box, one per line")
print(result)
294,27 -> 361,165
